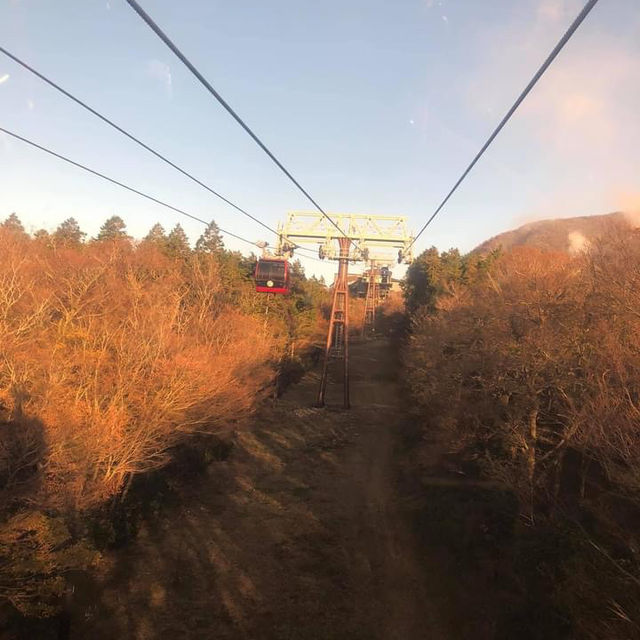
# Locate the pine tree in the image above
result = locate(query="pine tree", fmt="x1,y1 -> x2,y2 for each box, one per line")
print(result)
290,259 -> 305,280
96,215 -> 130,242
54,217 -> 86,247
0,213 -> 27,237
402,246 -> 442,314
143,223 -> 168,247
195,220 -> 224,254
166,224 -> 191,258
33,228 -> 54,248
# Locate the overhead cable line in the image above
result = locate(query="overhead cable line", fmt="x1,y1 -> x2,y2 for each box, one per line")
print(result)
408,0 -> 600,250
125,0 -> 358,251
0,45 -> 319,257
0,125 -> 257,247
0,126 -> 325,263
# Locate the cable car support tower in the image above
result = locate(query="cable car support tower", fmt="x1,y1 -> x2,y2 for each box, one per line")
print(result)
362,261 -> 380,336
278,212 -> 413,409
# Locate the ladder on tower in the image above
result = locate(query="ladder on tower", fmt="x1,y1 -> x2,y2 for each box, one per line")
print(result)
317,237 -> 351,408
362,262 -> 379,336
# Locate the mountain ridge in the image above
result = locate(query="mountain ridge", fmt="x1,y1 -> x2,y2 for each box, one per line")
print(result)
473,211 -> 632,254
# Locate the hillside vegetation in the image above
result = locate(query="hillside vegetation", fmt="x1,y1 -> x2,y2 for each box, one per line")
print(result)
0,213 -> 327,620
474,210 -> 631,254
404,228 -> 640,638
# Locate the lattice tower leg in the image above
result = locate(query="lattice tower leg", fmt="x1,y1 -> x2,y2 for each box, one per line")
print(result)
316,237 -> 351,409
362,261 -> 377,337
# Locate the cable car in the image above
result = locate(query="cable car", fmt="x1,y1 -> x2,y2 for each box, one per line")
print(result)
255,257 -> 290,294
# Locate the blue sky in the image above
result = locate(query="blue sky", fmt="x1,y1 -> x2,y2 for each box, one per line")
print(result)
1,0 -> 639,278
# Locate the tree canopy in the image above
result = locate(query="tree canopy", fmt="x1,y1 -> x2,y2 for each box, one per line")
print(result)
54,217 -> 86,247
143,223 -> 167,247
195,220 -> 224,254
166,224 -> 190,257
96,215 -> 130,242
0,213 -> 27,237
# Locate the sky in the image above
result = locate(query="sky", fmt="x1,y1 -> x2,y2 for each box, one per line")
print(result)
1,0 -> 639,279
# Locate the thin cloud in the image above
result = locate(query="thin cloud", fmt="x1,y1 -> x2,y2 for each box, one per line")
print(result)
615,191 -> 640,227
568,230 -> 590,253
537,0 -> 582,23
537,0 -> 563,22
0,131 -> 12,151
461,3 -> 640,222
466,14 -> 639,156
520,44 -> 636,152
146,59 -> 172,97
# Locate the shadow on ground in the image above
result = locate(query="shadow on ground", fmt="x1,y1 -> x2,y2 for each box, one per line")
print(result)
64,339 -> 516,640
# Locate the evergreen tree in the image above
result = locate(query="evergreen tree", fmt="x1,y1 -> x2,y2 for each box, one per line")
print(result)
166,224 -> 191,258
143,223 -> 168,247
33,228 -> 54,248
54,217 -> 86,247
290,259 -> 305,279
96,215 -> 129,242
403,246 -> 500,316
195,220 -> 224,254
0,213 -> 27,237
402,246 -> 442,314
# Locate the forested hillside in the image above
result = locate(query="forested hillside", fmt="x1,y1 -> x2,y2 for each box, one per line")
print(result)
474,210 -> 631,254
0,213 -> 327,622
403,230 -> 640,638
5,206 -> 640,638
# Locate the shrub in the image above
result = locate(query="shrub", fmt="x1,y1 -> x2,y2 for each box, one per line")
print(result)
404,234 -> 640,636
0,220 -> 327,617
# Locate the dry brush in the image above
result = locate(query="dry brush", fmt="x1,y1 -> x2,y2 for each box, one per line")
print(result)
0,228 -> 307,616
404,233 -> 640,637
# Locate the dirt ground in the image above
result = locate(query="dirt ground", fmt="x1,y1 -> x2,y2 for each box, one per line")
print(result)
66,337 -> 499,640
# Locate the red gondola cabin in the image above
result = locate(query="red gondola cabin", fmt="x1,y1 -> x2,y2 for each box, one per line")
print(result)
255,257 -> 290,294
